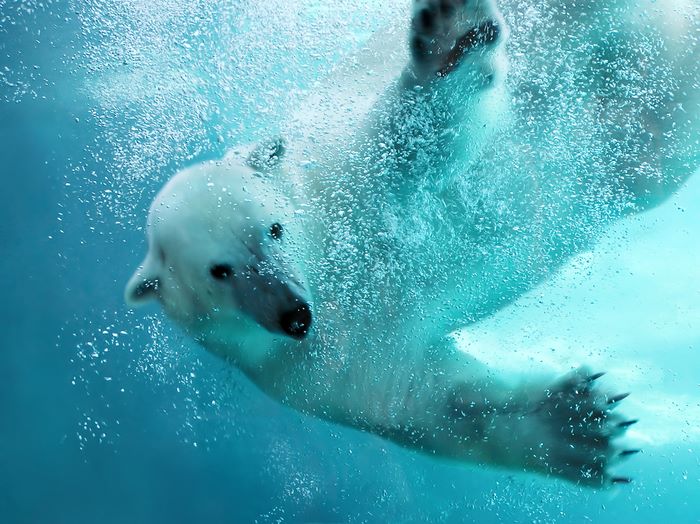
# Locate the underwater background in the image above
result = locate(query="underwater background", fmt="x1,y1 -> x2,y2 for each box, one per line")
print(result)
1,0 -> 699,522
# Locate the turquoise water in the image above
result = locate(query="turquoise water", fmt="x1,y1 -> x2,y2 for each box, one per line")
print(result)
1,1 -> 699,522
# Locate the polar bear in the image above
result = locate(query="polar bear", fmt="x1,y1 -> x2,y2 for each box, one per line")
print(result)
125,0 -> 698,486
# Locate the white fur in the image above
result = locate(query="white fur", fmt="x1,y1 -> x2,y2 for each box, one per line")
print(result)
126,0 -> 698,485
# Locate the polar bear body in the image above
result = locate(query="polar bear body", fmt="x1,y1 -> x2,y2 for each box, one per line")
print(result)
126,0 -> 698,485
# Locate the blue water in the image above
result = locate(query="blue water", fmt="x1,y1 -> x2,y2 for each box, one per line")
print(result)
2,1 -> 699,523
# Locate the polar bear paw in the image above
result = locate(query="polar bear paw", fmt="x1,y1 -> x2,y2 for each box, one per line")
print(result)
527,369 -> 639,486
409,0 -> 507,78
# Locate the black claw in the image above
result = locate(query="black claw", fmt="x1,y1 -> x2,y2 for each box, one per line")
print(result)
611,476 -> 633,484
607,393 -> 630,405
618,419 -> 639,429
619,449 -> 642,457
586,372 -> 606,382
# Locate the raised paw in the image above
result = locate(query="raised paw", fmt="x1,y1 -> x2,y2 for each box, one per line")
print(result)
410,0 -> 507,78
528,369 -> 639,487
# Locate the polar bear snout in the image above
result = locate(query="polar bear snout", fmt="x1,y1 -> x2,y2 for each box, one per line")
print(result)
242,277 -> 313,340
279,302 -> 312,339
228,253 -> 312,340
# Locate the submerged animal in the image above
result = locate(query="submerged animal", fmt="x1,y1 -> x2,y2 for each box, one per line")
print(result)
125,0 -> 698,485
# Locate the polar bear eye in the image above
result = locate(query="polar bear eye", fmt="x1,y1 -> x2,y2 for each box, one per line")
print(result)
269,222 -> 283,240
210,264 -> 235,280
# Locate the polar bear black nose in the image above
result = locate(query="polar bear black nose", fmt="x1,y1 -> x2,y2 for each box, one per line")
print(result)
279,303 -> 312,339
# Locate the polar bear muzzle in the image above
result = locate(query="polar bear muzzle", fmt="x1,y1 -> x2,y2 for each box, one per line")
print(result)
238,276 -> 313,340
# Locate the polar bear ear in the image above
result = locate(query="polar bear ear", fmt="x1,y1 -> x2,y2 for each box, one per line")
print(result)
245,136 -> 286,172
125,256 -> 161,307
223,136 -> 286,174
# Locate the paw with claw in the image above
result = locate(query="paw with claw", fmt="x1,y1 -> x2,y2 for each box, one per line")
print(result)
409,0 -> 507,78
525,369 -> 639,486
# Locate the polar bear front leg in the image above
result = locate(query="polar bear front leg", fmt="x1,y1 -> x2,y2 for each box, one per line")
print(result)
408,0 -> 508,84
448,368 -> 639,486
359,0 -> 510,188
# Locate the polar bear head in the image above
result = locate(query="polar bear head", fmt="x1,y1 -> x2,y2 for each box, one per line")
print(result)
125,140 -> 312,352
